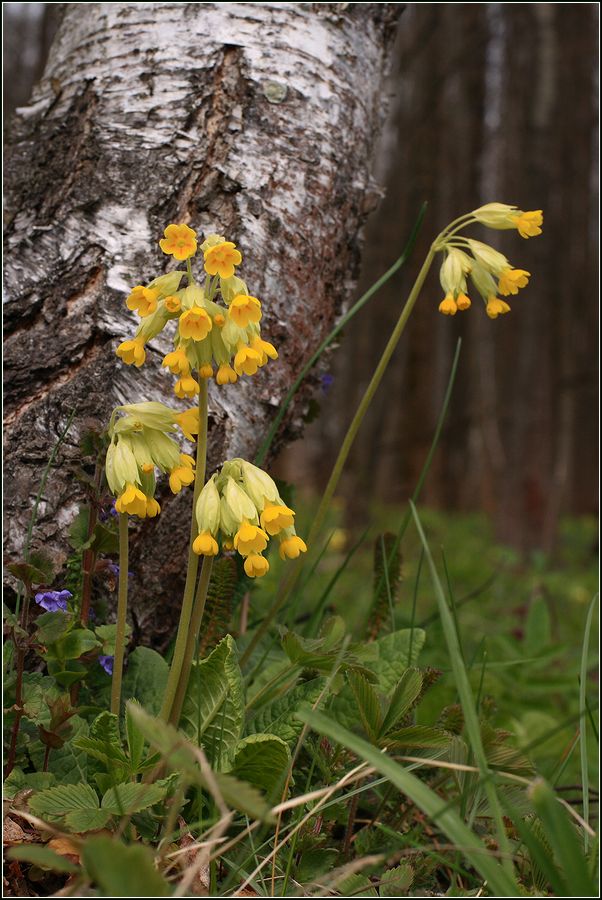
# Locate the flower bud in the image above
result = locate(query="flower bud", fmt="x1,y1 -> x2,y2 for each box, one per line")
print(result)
149,271 -> 185,297
195,476 -> 221,535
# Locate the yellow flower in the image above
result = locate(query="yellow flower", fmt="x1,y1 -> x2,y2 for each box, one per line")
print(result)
251,336 -> 278,366
204,241 -> 242,279
127,285 -> 159,317
486,297 -> 511,319
244,554 -> 270,578
162,348 -> 191,375
176,408 -> 200,441
193,530 -> 219,556
233,521 -> 269,556
279,535 -> 308,560
199,363 -> 214,379
512,210 -> 543,239
116,338 -> 146,367
164,295 -> 182,313
234,344 -> 262,376
229,294 -> 262,328
498,268 -> 530,296
169,454 -> 196,493
216,364 -> 238,385
438,293 -> 458,316
214,312 -> 226,326
179,307 -> 212,342
115,483 -> 148,517
174,375 -> 200,399
260,502 -> 295,536
146,498 -> 161,517
456,293 -> 471,310
159,223 -> 197,260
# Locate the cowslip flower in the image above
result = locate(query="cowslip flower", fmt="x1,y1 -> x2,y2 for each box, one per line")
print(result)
34,590 -> 72,612
244,554 -> 270,578
278,535 -> 308,560
204,241 -> 242,279
486,298 -> 511,319
498,268 -> 530,296
174,375 -> 200,399
229,294 -> 262,328
234,344 -> 261,376
471,203 -> 544,238
169,454 -> 195,494
159,223 -> 198,260
116,338 -> 146,367
127,285 -> 159,317
216,364 -> 237,385
162,348 -> 191,376
176,407 -> 200,441
179,307 -> 212,342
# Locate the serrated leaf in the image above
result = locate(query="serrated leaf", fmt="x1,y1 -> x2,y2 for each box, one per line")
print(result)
34,611 -> 73,645
358,628 -> 426,693
248,677 -> 326,745
229,733 -> 291,798
180,634 -> 244,768
101,782 -> 166,815
65,807 -> 112,833
380,863 -> 414,896
82,835 -> 170,896
346,671 -> 383,741
29,782 -> 99,819
21,673 -> 62,726
369,532 -> 402,639
337,873 -> 378,897
95,623 -> 132,656
3,767 -> 56,798
122,647 -> 168,716
381,667 -> 423,735
8,844 -> 79,873
384,725 -> 451,750
72,736 -> 130,768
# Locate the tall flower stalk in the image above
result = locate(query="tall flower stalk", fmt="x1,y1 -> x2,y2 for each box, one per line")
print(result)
110,513 -> 129,715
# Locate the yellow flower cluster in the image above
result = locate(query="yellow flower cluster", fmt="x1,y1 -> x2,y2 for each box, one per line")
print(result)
436,203 -> 543,319
116,225 -> 278,398
192,459 -> 307,577
105,402 -> 198,518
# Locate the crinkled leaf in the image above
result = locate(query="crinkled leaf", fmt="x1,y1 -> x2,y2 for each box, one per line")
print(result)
82,835 -> 171,896
380,864 -> 414,896
384,725 -> 451,750
337,873 -> 378,897
357,628 -> 425,694
248,677 -> 326,745
346,670 -> 383,741
21,673 -> 62,726
180,634 -> 244,767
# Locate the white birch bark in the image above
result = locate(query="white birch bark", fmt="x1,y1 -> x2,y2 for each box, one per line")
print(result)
4,2 -> 401,630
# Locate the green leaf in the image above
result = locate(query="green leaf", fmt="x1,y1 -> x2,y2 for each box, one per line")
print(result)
199,555 -> 238,656
82,835 -> 171,896
337,873 -> 378,897
101,782 -> 167,815
529,778 -> 596,896
8,551 -> 55,587
29,782 -> 99,820
524,596 -> 552,655
122,647 -> 169,716
68,507 -> 91,550
383,725 -> 451,751
125,700 -> 146,770
21,673 -> 62,726
56,628 -> 100,660
8,844 -> 79,873
380,864 -> 414,896
180,634 -> 244,768
229,733 -> 291,798
369,532 -> 402,639
95,623 -> 132,656
297,708 -> 519,897
72,736 -> 130,769
357,628 -> 425,694
381,667 -> 423,735
346,671 -> 383,741
29,715 -> 89,784
90,522 -> 119,555
125,702 -> 274,823
65,808 -> 112,832
34,611 -> 73,645
3,767 -> 56,798
248,677 -> 326,745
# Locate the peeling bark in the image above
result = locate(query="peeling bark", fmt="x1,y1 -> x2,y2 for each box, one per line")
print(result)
3,2 -> 402,638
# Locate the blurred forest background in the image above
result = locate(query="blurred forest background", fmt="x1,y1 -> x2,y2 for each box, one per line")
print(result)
4,2 -> 598,555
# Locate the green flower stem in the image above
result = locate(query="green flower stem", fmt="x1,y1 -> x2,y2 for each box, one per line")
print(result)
160,377 -> 209,721
168,554 -> 214,726
240,243 -> 438,666
110,513 -> 130,716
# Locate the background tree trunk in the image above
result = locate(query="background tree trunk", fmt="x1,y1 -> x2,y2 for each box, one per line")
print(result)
3,2 -> 402,642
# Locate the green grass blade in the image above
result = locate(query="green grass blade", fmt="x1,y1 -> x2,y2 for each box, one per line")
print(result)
410,502 -> 516,882
579,594 -> 597,851
529,778 -> 596,896
297,708 -> 519,896
254,204 -> 427,467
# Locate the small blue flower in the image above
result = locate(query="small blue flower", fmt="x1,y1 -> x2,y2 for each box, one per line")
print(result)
34,590 -> 72,613
98,655 -> 114,675
320,373 -> 334,394
107,563 -> 134,578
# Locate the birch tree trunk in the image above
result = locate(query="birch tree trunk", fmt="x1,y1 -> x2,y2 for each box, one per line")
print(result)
4,2 -> 401,640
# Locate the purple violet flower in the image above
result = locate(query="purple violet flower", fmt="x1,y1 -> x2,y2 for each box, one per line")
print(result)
34,590 -> 72,613
107,564 -> 134,578
98,655 -> 114,675
321,373 -> 334,394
